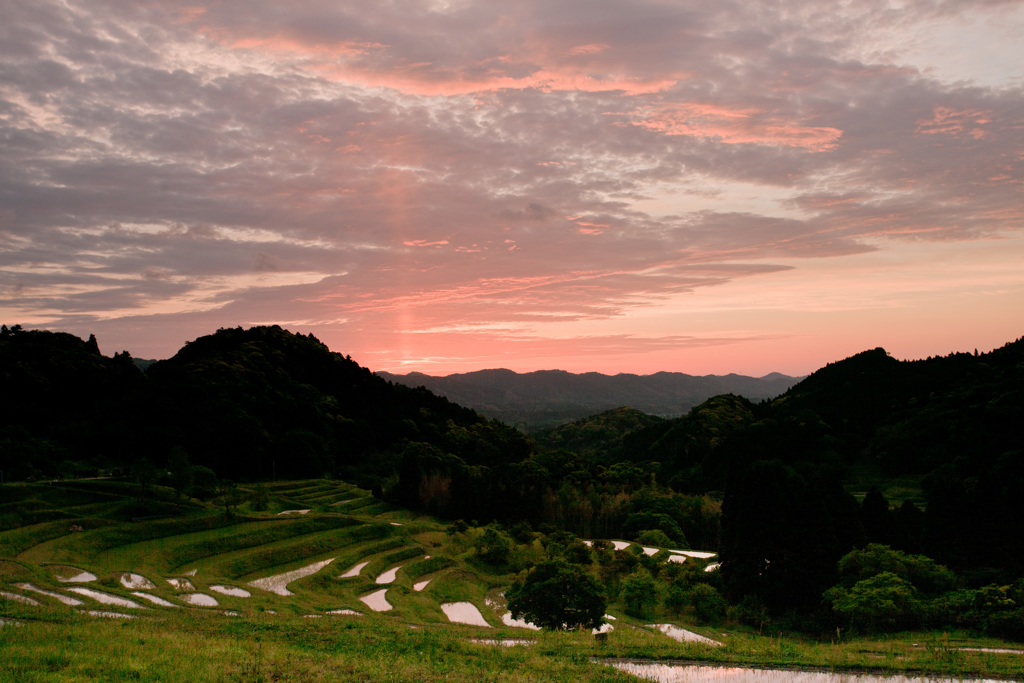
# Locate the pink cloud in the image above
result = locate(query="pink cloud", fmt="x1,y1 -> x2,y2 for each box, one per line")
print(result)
5,0 -> 1022,377
221,34 -> 384,58
570,219 -> 609,235
307,61 -> 680,97
568,43 -> 610,56
174,5 -> 686,97
403,240 -> 450,248
623,102 -> 843,150
174,6 -> 207,23
915,106 -> 992,139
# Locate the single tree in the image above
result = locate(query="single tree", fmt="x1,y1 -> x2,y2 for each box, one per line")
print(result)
168,447 -> 192,503
190,466 -> 219,501
130,457 -> 157,501
250,482 -> 270,511
217,480 -> 244,518
507,559 -> 606,630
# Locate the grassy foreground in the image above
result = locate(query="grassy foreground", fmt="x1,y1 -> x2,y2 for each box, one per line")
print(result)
2,479 -> 1023,681
3,608 -> 1024,682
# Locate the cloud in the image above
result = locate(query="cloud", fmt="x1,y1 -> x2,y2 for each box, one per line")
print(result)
1,0 -> 1021,371
623,102 -> 844,151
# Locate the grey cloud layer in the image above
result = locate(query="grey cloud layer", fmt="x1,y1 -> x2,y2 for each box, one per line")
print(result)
1,0 -> 1021,357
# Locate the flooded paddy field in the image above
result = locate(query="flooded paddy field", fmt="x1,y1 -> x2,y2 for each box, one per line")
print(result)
609,662 -> 1007,683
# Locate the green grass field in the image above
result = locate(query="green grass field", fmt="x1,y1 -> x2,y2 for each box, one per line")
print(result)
2,479 -> 1022,682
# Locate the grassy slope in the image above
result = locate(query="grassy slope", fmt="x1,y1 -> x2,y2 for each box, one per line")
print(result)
1,480 -> 1022,682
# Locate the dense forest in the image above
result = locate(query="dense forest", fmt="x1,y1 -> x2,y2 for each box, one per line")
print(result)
2,323 -> 1023,637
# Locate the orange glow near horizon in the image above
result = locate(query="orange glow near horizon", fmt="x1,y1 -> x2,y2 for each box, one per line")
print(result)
3,1 -> 1022,378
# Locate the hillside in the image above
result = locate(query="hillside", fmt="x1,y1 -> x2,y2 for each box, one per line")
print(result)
0,478 -> 718,681
376,368 -> 801,429
0,325 -> 530,489
3,480 -> 1023,681
5,323 -> 1024,630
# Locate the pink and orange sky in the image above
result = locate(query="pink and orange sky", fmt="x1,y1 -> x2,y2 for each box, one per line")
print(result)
2,0 -> 1022,376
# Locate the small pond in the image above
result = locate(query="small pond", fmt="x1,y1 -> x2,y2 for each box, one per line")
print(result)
608,662 -> 1003,683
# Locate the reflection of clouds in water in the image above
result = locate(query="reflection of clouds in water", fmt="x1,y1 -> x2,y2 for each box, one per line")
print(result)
55,569 -> 98,583
248,558 -> 335,596
132,592 -> 177,607
1,590 -> 39,606
440,602 -> 490,627
120,573 -> 156,590
610,663 -> 1004,683
15,583 -> 83,606
341,561 -> 369,578
669,550 -> 717,559
375,565 -> 402,584
67,587 -> 145,609
502,612 -> 540,630
360,588 -> 392,612
181,593 -> 218,607
648,623 -> 720,646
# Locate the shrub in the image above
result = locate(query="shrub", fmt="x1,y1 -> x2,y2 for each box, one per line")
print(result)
474,524 -> 514,566
827,571 -> 921,632
733,594 -> 770,630
250,483 -> 270,511
664,583 -> 687,615
687,582 -> 726,623
636,529 -> 673,548
620,568 -> 658,617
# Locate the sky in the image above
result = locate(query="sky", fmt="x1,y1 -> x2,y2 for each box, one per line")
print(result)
1,0 -> 1022,377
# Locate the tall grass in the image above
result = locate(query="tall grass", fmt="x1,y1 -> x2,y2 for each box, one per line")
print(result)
0,613 -> 641,682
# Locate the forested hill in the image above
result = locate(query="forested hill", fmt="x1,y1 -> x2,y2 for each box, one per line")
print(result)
730,339 -> 1024,609
376,367 -> 801,429
0,324 -> 530,488
551,340 -> 1024,495
544,338 -> 1023,612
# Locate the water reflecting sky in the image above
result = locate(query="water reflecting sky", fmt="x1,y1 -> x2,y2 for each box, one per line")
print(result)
610,662 -> 1003,683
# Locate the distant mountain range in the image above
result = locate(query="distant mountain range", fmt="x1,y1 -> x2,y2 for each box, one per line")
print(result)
375,368 -> 802,429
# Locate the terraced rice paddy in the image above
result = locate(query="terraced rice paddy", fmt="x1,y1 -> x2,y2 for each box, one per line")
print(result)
0,479 -> 722,636
18,478 -> 969,683
1,479 -> 523,629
